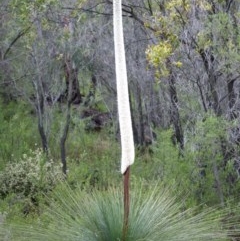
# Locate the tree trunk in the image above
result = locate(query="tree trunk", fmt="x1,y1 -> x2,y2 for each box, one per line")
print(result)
199,49 -> 221,116
168,68 -> 184,150
129,90 -> 139,145
137,84 -> 145,146
35,84 -> 49,154
60,102 -> 71,175
59,58 -> 75,175
63,58 -> 82,104
227,78 -> 237,120
122,167 -> 130,241
38,119 -> 48,154
32,17 -> 49,154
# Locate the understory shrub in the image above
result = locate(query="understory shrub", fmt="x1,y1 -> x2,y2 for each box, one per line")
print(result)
0,149 -> 63,214
185,115 -> 240,205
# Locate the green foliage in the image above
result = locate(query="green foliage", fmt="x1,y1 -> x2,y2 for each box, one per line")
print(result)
0,100 -> 39,168
0,149 -> 63,214
1,99 -> 239,210
132,122 -> 240,206
133,129 -> 189,187
66,128 -> 122,190
146,41 -> 173,76
9,0 -> 58,25
185,115 -> 240,205
145,0 -> 189,78
196,9 -> 240,73
4,184 -> 237,241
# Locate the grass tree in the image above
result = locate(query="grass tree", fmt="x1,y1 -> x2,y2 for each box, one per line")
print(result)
2,184 -> 238,241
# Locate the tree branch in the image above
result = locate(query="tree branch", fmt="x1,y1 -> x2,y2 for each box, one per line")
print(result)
3,26 -> 31,60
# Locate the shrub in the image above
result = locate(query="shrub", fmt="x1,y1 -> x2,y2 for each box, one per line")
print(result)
0,149 -> 63,213
184,115 -> 240,205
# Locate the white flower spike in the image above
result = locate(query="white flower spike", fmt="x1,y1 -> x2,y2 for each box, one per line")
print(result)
113,0 -> 135,174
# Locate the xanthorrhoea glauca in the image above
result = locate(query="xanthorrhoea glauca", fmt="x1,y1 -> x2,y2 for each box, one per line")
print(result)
113,0 -> 135,174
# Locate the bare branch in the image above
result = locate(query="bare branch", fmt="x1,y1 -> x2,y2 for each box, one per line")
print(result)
3,26 -> 31,60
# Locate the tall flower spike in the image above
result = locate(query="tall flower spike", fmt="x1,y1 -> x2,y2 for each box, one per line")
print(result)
113,0 -> 135,174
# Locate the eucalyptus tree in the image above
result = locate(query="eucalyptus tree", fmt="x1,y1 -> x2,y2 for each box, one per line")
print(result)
142,0 -> 240,204
0,0 -> 56,153
0,0 -> 90,170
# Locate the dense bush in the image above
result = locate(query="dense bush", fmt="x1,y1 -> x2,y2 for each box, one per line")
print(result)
0,149 -> 63,209
132,123 -> 240,207
184,115 -> 240,205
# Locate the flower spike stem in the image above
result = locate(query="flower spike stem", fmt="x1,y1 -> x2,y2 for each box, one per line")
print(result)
122,166 -> 130,241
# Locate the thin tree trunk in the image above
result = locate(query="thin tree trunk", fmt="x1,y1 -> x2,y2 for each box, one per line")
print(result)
137,84 -> 145,146
60,99 -> 71,175
63,58 -> 82,104
129,90 -> 139,145
227,78 -> 237,120
168,69 -> 184,150
196,77 -> 208,113
33,17 -> 49,155
199,49 -> 221,116
60,58 -> 74,175
38,120 -> 48,154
